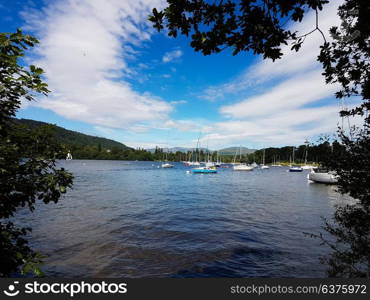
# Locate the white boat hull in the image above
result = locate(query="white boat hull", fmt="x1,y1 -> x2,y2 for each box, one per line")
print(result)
161,163 -> 174,168
308,171 -> 338,184
302,165 -> 318,170
233,164 -> 254,171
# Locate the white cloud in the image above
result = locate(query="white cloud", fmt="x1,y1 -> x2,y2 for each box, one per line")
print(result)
220,71 -> 337,118
23,0 -> 172,129
164,119 -> 202,132
170,100 -> 187,105
162,49 -> 183,63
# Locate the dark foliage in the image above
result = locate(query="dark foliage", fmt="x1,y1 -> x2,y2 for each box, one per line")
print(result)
0,30 -> 73,277
149,0 -> 329,60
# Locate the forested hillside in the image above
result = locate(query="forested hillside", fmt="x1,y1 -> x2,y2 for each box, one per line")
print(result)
14,118 -> 130,150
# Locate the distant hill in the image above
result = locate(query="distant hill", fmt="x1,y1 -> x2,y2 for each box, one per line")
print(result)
218,147 -> 256,155
13,118 -> 131,150
147,146 -> 256,155
147,147 -> 208,153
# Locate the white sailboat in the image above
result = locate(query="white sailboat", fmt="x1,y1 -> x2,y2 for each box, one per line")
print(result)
308,168 -> 338,184
161,147 -> 174,168
289,147 -> 303,172
204,140 -> 215,168
233,164 -> 254,171
215,151 -> 222,167
233,146 -> 254,171
162,163 -> 174,168
260,149 -> 269,169
301,141 -> 317,170
271,155 -> 282,167
66,151 -> 72,160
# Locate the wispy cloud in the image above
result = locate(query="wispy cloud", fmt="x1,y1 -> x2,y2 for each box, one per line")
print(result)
170,100 -> 187,105
162,49 -> 183,63
164,119 -> 203,132
23,0 -> 172,129
220,71 -> 337,118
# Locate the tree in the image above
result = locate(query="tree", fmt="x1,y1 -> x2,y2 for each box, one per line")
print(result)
0,30 -> 73,277
316,0 -> 370,277
149,0 -> 329,60
150,0 -> 370,276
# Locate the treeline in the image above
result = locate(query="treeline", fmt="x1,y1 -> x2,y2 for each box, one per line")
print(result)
62,144 -> 154,161
150,141 -> 344,164
247,141 -> 345,165
55,140 -> 346,164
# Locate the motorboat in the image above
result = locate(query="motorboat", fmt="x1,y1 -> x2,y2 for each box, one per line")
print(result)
192,167 -> 217,174
289,165 -> 303,172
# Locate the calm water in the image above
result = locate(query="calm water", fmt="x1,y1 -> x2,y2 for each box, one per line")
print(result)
14,160 -> 351,277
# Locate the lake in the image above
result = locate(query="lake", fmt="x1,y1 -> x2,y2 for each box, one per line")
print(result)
14,160 -> 351,277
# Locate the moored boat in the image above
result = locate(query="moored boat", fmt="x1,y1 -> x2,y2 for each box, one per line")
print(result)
66,151 -> 73,160
233,164 -> 254,171
289,165 -> 303,172
260,149 -> 269,169
289,147 -> 302,172
302,165 -> 318,170
308,168 -> 338,184
161,163 -> 174,168
192,167 -> 217,174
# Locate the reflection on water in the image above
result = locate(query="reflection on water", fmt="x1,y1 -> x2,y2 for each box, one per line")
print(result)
13,160 -> 352,277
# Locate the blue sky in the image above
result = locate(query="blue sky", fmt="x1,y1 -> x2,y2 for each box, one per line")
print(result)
1,0 -> 357,149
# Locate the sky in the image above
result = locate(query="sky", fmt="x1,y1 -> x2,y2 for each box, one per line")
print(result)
0,0 -> 359,149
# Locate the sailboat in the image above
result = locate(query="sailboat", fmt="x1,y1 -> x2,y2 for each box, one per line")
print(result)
204,140 -> 215,168
289,147 -> 303,172
233,146 -> 254,171
301,141 -> 317,170
308,168 -> 338,184
260,149 -> 269,169
161,147 -> 174,168
215,151 -> 222,167
271,155 -> 282,167
66,151 -> 73,160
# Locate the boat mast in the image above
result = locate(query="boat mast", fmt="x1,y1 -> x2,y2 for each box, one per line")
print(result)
304,140 -> 309,165
233,147 -> 237,164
